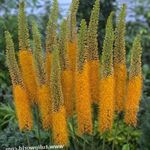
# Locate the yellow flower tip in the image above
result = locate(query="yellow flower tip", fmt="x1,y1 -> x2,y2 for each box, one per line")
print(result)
61,70 -> 74,117
19,50 -> 37,103
76,62 -> 93,135
114,64 -> 127,112
125,75 -> 142,126
38,84 -> 52,129
98,75 -> 114,133
13,85 -> 33,131
52,106 -> 68,145
89,60 -> 100,104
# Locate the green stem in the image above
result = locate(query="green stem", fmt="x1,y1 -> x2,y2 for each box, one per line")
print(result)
83,136 -> 86,150
112,115 -> 120,150
49,129 -> 53,145
72,117 -> 78,150
25,131 -> 30,146
102,137 -> 105,150
91,134 -> 94,150
35,105 -> 41,144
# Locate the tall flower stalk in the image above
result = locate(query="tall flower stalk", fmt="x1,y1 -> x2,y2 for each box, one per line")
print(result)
114,4 -> 127,112
18,1 -> 37,104
87,0 -> 100,104
76,19 -> 93,135
125,35 -> 142,126
98,12 -> 115,133
59,20 -> 74,117
45,0 -> 58,86
5,31 -> 33,131
67,0 -> 79,72
32,21 -> 52,129
51,44 -> 68,145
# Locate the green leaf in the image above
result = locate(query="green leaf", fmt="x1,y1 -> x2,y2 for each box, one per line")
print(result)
122,144 -> 130,150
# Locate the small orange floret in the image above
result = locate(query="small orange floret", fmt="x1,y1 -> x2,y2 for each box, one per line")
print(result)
61,69 -> 74,117
98,75 -> 114,133
19,50 -> 37,103
38,84 -> 52,129
114,64 -> 127,112
76,62 -> 93,135
52,106 -> 68,146
89,60 -> 100,104
125,75 -> 142,126
13,85 -> 33,131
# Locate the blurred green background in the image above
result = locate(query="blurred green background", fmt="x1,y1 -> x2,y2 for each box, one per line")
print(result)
0,0 -> 149,149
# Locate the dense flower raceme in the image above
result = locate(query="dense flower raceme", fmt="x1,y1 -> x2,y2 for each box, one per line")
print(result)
125,35 -> 143,126
19,50 -> 38,104
87,0 -> 100,104
18,2 -> 37,104
59,20 -> 74,117
5,31 -> 33,131
76,20 -> 93,135
98,12 -> 115,133
5,0 -> 143,146
114,4 -> 127,112
51,45 -> 69,145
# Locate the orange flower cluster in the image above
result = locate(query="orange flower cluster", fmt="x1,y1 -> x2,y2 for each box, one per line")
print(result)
125,75 -> 142,126
59,20 -> 74,117
76,19 -> 93,135
114,5 -> 127,112
5,31 -> 33,131
98,12 -> 115,133
87,0 -> 100,104
61,70 -> 74,117
99,75 -> 114,132
38,85 -> 52,129
19,50 -> 37,104
76,62 -> 92,135
125,35 -> 142,126
52,106 -> 68,145
13,85 -> 33,130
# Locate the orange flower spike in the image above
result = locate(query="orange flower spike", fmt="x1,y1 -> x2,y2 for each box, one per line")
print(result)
18,1 -> 37,103
45,0 -> 58,84
114,4 -> 127,112
99,76 -> 114,133
52,106 -> 68,145
51,45 -> 68,145
32,21 -> 45,85
5,31 -> 33,131
13,85 -> 33,130
59,20 -> 74,117
98,12 -> 115,133
67,0 -> 79,72
19,51 -> 37,103
32,22 -> 52,129
38,85 -> 52,129
76,20 -> 93,135
125,35 -> 143,126
61,70 -> 73,117
87,0 -> 100,104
